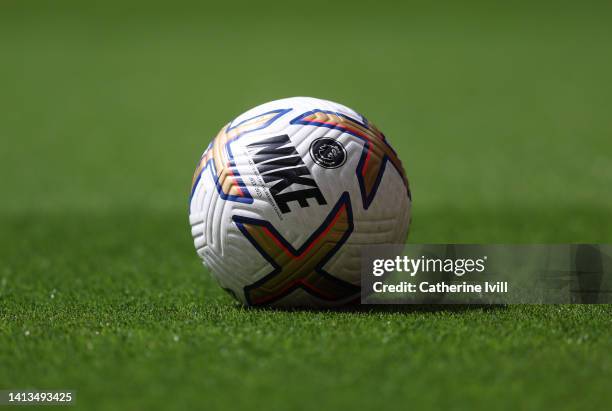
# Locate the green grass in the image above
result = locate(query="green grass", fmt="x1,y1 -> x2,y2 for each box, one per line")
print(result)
1,1 -> 612,410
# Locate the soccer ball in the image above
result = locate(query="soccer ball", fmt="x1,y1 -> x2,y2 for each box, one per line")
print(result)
189,97 -> 411,307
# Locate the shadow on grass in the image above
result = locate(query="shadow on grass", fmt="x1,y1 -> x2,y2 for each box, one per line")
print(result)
239,303 -> 507,315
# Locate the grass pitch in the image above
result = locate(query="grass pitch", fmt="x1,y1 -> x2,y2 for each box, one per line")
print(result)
1,1 -> 612,410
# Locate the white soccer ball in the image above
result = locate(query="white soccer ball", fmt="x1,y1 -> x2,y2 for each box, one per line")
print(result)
189,97 -> 411,307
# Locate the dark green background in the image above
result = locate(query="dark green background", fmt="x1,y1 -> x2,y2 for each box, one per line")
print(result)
1,1 -> 611,410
